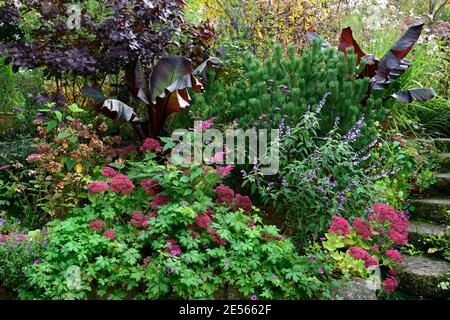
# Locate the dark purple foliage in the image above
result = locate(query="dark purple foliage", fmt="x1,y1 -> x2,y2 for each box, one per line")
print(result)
1,0 -> 185,77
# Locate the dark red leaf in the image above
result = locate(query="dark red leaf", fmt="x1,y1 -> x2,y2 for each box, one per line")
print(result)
338,27 -> 366,64
359,54 -> 379,78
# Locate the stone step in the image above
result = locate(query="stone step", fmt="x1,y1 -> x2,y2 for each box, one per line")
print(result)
439,153 -> 450,168
434,173 -> 450,193
412,198 -> 450,223
408,221 -> 448,249
440,153 -> 450,162
397,255 -> 450,298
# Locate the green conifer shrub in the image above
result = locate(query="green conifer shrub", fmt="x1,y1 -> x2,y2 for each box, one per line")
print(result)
180,41 -> 385,142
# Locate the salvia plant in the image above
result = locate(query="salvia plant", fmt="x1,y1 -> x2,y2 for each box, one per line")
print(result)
242,94 -> 389,245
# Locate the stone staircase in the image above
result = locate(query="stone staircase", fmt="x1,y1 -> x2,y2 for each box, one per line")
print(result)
398,139 -> 450,299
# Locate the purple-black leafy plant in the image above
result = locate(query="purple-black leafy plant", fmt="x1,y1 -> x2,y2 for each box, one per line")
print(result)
0,0 -> 185,79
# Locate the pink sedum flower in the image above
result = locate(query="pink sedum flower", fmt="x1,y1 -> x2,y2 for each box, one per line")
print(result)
88,219 -> 105,232
214,184 -> 235,204
386,249 -> 403,263
353,218 -> 373,240
116,145 -> 136,157
140,179 -> 161,196
195,214 -> 212,228
140,138 -> 162,152
348,247 -> 377,267
101,166 -> 117,177
383,276 -> 398,294
103,230 -> 116,240
328,216 -> 351,236
372,204 -> 409,246
151,194 -> 171,209
108,174 -> 135,195
207,227 -> 228,246
235,194 -> 253,212
130,211 -> 149,229
87,181 -> 109,194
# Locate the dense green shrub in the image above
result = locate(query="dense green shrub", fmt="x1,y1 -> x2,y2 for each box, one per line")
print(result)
17,141 -> 338,300
182,42 -> 384,141
373,134 -> 439,210
0,103 -> 119,225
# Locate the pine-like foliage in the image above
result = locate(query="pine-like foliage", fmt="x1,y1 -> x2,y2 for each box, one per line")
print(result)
185,41 -> 385,140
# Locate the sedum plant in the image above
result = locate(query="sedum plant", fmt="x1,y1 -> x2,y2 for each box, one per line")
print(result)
17,138 -> 338,300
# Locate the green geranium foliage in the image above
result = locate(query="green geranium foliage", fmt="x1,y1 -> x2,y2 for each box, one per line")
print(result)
18,144 -> 338,300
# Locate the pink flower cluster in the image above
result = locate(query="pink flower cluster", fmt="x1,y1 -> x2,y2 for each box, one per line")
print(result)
142,256 -> 152,269
140,179 -> 161,196
216,165 -> 233,177
108,174 -> 135,195
328,216 -> 351,236
130,211 -> 150,229
103,229 -> 116,240
214,184 -> 235,204
166,239 -> 182,256
195,213 -> 212,228
235,194 -> 253,212
88,219 -> 105,232
140,138 -> 162,152
353,218 -> 373,240
101,166 -> 117,177
386,249 -> 403,263
207,227 -> 228,246
371,203 -> 409,245
214,184 -> 253,212
116,145 -> 136,157
151,194 -> 171,209
87,181 -> 110,194
383,276 -> 398,294
347,247 -> 378,268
